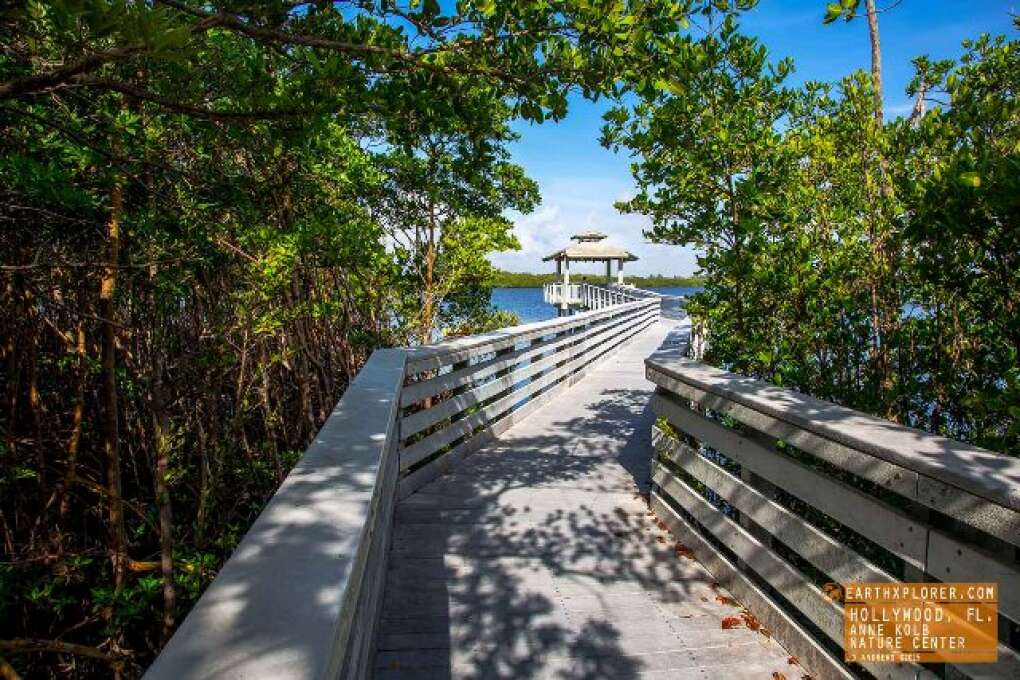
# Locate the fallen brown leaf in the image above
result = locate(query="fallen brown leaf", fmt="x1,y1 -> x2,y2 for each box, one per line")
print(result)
821,582 -> 844,603
740,611 -> 761,631
674,542 -> 695,559
721,616 -> 743,629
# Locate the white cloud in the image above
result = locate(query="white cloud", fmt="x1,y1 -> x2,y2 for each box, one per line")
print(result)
490,176 -> 700,276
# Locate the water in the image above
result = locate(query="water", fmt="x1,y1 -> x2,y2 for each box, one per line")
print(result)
491,286 -> 703,324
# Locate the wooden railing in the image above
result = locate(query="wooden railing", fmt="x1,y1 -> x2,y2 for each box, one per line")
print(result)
579,282 -> 640,309
399,297 -> 659,496
542,281 -> 581,305
542,281 -> 652,309
646,352 -> 1020,680
606,283 -> 688,320
146,298 -> 660,679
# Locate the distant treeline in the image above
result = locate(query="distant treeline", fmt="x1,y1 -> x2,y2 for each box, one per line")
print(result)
489,269 -> 705,288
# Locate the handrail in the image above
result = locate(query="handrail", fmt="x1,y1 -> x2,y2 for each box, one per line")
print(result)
607,283 -> 688,320
145,299 -> 661,679
645,352 -> 1020,680
145,349 -> 407,680
541,281 -> 650,309
406,296 -> 645,372
400,297 -> 659,496
542,281 -> 582,305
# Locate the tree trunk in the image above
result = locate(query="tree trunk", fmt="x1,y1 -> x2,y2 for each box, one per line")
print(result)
151,371 -> 176,643
148,265 -> 176,643
864,0 -> 883,124
420,205 -> 437,345
100,169 -> 127,592
194,414 -> 212,548
57,288 -> 87,524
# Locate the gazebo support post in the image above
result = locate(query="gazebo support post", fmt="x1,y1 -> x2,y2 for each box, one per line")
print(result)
617,259 -> 624,285
561,258 -> 570,316
605,260 -> 611,283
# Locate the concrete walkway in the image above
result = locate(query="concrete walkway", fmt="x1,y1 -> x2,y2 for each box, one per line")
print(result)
374,321 -> 794,679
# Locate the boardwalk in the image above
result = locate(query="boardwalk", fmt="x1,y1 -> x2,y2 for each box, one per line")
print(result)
374,320 -> 793,679
148,294 -> 1020,680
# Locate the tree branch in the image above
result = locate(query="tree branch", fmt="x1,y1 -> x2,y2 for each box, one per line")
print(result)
154,0 -> 534,87
75,79 -> 311,120
0,640 -> 125,668
0,47 -> 143,101
0,656 -> 21,680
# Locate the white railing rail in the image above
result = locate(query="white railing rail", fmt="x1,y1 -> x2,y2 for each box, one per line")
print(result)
399,297 -> 659,495
607,284 -> 688,320
147,298 -> 661,679
542,281 -> 581,305
646,353 -> 1020,680
543,280 -> 689,319
543,281 -> 661,310
579,282 -> 641,309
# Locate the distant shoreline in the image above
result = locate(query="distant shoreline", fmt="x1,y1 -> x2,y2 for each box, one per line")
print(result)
489,269 -> 705,288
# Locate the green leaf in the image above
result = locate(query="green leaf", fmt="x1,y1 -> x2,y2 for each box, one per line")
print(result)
958,171 -> 981,188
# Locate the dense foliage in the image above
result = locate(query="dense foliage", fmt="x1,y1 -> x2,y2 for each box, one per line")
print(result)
2,0 -> 1017,677
604,4 -> 1019,454
488,269 -> 705,287
0,0 -> 699,676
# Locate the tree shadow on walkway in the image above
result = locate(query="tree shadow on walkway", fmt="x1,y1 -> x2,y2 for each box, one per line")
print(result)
374,356 -> 756,679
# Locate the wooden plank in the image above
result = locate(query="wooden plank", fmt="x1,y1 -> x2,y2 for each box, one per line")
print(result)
652,428 -> 894,585
645,356 -> 1020,516
401,301 -> 651,406
647,365 -> 918,498
398,308 -> 656,476
653,394 -> 929,570
949,644 -> 1020,680
400,323 -> 572,407
331,434 -> 401,677
652,465 -> 845,643
916,475 -> 1020,549
649,366 -> 1020,549
401,342 -> 568,437
647,491 -> 854,680
926,529 -> 1020,625
396,370 -> 568,498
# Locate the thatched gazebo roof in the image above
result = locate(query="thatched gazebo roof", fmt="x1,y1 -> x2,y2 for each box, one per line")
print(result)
542,232 -> 638,263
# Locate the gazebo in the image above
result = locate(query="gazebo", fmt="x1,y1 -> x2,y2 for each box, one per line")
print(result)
543,230 -> 638,287
542,231 -> 638,314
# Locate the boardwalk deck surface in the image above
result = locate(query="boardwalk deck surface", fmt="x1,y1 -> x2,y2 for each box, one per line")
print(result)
376,320 -> 794,679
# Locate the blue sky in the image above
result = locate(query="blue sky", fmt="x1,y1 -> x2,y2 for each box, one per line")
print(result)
491,0 -> 1017,276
